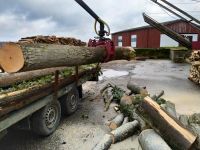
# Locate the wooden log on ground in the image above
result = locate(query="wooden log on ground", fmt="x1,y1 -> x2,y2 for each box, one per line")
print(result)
188,123 -> 200,149
92,134 -> 113,150
138,129 -> 172,150
110,120 -> 139,143
122,117 -> 129,125
0,43 -> 135,73
151,90 -> 164,101
140,96 -> 197,150
179,115 -> 189,127
0,67 -> 68,87
108,113 -> 124,130
127,82 -> 148,96
160,101 -> 177,118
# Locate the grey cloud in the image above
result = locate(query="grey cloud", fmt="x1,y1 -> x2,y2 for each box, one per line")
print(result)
0,0 -> 199,41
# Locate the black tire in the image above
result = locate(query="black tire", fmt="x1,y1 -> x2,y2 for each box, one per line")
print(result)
60,88 -> 79,115
31,101 -> 61,136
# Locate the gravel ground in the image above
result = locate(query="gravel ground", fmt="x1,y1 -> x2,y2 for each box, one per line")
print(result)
0,59 -> 200,150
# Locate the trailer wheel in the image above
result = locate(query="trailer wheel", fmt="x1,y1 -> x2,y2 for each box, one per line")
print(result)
60,88 -> 79,115
31,101 -> 61,136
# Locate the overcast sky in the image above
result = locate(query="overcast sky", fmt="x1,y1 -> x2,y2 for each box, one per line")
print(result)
0,0 -> 199,42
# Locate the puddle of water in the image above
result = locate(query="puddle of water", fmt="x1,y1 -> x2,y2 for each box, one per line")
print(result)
99,69 -> 129,80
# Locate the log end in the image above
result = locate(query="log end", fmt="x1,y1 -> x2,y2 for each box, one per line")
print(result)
0,43 -> 24,73
109,123 -> 118,130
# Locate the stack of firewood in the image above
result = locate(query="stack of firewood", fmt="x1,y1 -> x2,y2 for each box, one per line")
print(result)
18,35 -> 86,46
189,50 -> 200,85
94,82 -> 200,150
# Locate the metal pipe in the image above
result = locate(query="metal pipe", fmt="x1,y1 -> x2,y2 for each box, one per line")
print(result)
150,0 -> 187,21
150,0 -> 200,30
159,0 -> 200,25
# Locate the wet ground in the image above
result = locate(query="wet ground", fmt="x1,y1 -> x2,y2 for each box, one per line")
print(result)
0,59 -> 200,150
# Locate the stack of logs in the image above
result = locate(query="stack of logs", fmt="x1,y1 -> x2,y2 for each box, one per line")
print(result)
189,50 -> 200,85
0,35 -> 135,117
94,82 -> 200,150
18,35 -> 86,46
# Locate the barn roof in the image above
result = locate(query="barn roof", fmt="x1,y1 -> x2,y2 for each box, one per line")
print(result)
112,19 -> 200,35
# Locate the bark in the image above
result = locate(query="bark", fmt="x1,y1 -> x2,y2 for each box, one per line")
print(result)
140,96 -> 197,150
109,113 -> 124,130
0,83 -> 52,106
0,67 -> 68,87
151,90 -> 164,101
0,68 -> 97,116
189,123 -> 200,149
92,134 -> 113,150
160,101 -> 177,118
179,115 -> 189,127
110,120 -> 139,143
122,117 -> 129,125
132,110 -> 148,130
0,43 -> 135,73
138,129 -> 172,150
189,51 -> 200,85
120,95 -> 133,106
127,82 -> 148,96
18,35 -> 86,46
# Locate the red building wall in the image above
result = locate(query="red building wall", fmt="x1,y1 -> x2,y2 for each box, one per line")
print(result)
112,20 -> 200,48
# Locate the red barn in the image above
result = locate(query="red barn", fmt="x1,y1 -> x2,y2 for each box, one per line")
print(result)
112,20 -> 200,48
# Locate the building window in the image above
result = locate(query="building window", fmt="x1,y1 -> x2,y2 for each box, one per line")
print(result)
181,34 -> 198,42
118,36 -> 122,46
131,35 -> 137,47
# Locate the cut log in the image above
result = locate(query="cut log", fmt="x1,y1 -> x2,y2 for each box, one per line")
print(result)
18,35 -> 86,46
189,51 -> 200,85
138,129 -> 172,150
140,96 -> 197,150
0,67 -> 68,87
0,43 -> 135,73
109,113 -> 124,130
110,120 -> 139,143
120,95 -> 133,106
0,68 -> 97,117
132,110 -> 148,130
122,117 -> 129,125
151,90 -> 164,101
160,101 -> 177,118
189,123 -> 200,149
179,115 -> 189,127
127,82 -> 148,96
92,134 -> 113,150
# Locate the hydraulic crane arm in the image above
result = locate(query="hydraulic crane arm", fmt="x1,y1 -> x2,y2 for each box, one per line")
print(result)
75,0 -> 115,62
75,0 -> 110,39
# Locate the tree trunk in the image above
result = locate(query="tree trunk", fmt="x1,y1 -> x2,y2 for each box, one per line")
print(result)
127,81 -> 148,96
92,134 -> 113,150
122,117 -> 129,124
140,96 -> 197,150
110,120 -> 139,143
0,43 -> 135,73
0,67 -> 68,87
108,113 -> 124,130
138,129 -> 172,150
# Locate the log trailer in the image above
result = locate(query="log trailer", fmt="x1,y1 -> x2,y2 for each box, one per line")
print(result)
0,0 -> 116,139
0,66 -> 100,139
